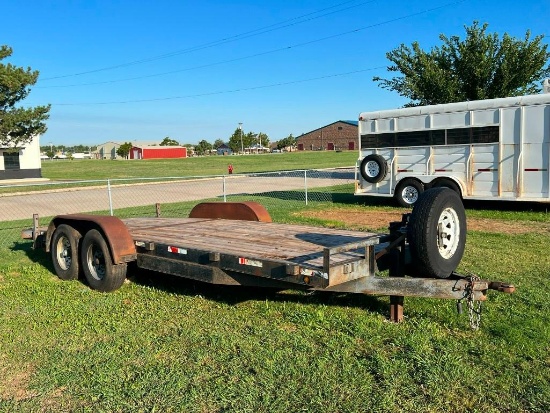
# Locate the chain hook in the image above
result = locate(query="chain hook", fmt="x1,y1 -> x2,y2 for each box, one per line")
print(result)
464,274 -> 482,330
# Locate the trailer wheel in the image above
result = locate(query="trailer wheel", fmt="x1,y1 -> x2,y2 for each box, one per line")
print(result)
395,178 -> 424,207
408,188 -> 466,278
360,154 -> 387,183
81,229 -> 127,292
51,224 -> 81,281
433,178 -> 461,197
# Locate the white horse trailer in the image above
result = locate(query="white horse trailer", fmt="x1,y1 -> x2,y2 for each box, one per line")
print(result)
355,93 -> 550,206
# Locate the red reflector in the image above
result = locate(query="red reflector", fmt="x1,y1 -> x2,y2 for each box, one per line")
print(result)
525,168 -> 548,172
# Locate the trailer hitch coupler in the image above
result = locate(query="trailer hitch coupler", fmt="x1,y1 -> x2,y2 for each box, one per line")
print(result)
487,282 -> 516,294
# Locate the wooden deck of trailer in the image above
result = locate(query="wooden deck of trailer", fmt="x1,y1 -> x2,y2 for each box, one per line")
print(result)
122,217 -> 383,271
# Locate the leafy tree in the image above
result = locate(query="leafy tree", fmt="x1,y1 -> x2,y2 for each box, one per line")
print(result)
0,45 -> 50,148
374,22 -> 550,106
45,150 -> 54,159
277,134 -> 296,151
160,136 -> 179,146
244,132 -> 256,150
194,139 -> 213,155
228,127 -> 245,153
228,128 -> 267,153
213,139 -> 225,149
116,142 -> 133,159
255,132 -> 269,148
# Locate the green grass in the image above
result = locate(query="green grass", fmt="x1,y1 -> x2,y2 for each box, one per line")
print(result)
1,187 -> 549,412
40,151 -> 358,180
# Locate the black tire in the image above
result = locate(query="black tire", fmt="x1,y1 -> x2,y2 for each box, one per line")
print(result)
395,178 -> 424,207
432,178 -> 461,197
408,188 -> 466,278
360,154 -> 388,183
51,224 -> 81,281
80,229 -> 127,292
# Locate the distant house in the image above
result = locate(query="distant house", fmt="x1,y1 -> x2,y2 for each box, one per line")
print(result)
0,135 -> 42,180
216,144 -> 232,156
296,120 -> 359,151
245,144 -> 269,154
94,142 -> 122,160
72,152 -> 92,159
129,145 -> 187,159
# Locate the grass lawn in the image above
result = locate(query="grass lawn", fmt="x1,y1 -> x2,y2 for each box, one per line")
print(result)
40,151 -> 358,180
0,181 -> 549,412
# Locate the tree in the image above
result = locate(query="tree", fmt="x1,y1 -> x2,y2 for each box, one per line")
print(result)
160,136 -> 179,146
228,127 -> 245,153
255,132 -> 269,148
373,22 -> 550,106
194,139 -> 213,156
0,45 -> 50,148
213,139 -> 225,149
277,134 -> 296,151
116,142 -> 133,159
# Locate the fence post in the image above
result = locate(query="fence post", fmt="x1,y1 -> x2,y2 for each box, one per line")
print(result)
304,170 -> 308,205
223,175 -> 227,202
107,179 -> 114,216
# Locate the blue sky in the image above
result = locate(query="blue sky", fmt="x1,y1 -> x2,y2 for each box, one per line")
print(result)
4,0 -> 549,147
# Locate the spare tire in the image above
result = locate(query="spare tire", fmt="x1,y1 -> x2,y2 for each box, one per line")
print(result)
359,154 -> 388,183
407,188 -> 466,278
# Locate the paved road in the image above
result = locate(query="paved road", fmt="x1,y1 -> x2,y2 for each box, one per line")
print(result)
2,170 -> 355,221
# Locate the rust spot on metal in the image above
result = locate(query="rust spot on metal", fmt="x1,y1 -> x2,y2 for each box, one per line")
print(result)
189,202 -> 272,222
487,281 -> 516,294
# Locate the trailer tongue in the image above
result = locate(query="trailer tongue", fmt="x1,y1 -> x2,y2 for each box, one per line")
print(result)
24,188 -> 514,329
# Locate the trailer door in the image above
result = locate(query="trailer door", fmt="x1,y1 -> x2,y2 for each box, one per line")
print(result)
521,104 -> 550,198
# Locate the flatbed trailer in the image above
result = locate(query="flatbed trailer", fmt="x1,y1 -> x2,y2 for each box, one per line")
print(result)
24,188 -> 514,327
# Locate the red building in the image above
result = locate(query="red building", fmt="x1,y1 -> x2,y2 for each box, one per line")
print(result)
130,146 -> 187,159
296,120 -> 358,151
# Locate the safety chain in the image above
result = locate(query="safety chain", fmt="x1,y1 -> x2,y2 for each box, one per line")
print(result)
465,274 -> 482,330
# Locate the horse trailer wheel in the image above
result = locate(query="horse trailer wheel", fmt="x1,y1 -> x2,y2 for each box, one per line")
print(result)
360,154 -> 388,184
395,179 -> 424,207
433,178 -> 461,197
80,229 -> 127,292
407,188 -> 466,278
51,224 -> 81,281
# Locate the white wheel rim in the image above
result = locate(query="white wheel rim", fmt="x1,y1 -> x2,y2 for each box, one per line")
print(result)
437,207 -> 460,259
87,244 -> 106,281
401,186 -> 419,204
365,160 -> 380,178
56,236 -> 72,270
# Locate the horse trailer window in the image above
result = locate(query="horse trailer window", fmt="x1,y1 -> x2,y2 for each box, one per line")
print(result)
446,128 -> 471,145
361,126 -> 499,148
472,126 -> 499,143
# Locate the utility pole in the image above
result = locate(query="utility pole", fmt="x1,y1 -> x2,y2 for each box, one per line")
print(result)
239,122 -> 243,154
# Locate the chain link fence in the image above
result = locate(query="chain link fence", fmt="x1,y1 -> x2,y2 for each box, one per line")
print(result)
1,167 -> 356,247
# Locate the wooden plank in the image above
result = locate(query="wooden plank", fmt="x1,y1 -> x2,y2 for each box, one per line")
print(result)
123,217 -> 377,269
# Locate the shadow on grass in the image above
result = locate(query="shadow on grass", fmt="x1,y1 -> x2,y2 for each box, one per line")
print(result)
11,240 -> 52,267
129,268 -> 389,317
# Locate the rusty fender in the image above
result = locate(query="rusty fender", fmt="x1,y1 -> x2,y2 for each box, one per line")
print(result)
46,214 -> 136,264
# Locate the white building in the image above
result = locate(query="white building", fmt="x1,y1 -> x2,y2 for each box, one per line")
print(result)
0,135 -> 42,180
